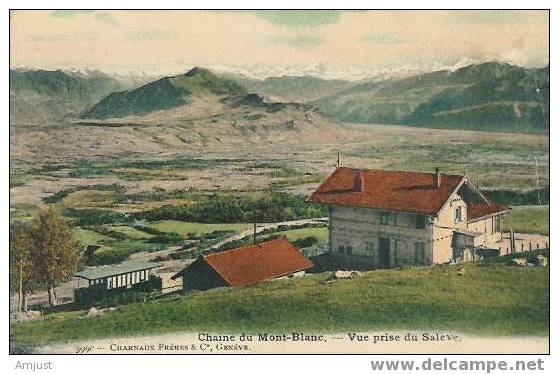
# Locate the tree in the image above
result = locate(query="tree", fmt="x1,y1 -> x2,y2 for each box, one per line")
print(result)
9,222 -> 40,312
30,207 -> 80,307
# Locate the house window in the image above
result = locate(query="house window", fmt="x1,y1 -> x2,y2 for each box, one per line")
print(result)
338,245 -> 345,254
395,240 -> 404,264
491,216 -> 501,234
346,246 -> 353,255
454,206 -> 462,223
414,242 -> 426,265
494,215 -> 501,233
380,212 -> 391,225
415,215 -> 426,229
107,277 -> 113,289
366,237 -> 375,252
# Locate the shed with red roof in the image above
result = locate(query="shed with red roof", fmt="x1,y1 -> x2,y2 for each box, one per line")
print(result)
172,237 -> 313,291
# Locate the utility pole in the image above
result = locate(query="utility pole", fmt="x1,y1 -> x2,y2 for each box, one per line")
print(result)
533,76 -> 548,128
335,151 -> 342,168
18,257 -> 23,312
253,210 -> 257,244
534,156 -> 542,205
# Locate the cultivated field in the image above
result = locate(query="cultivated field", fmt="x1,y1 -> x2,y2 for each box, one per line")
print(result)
10,123 -> 549,268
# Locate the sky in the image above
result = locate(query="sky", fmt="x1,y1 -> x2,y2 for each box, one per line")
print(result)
10,10 -> 550,80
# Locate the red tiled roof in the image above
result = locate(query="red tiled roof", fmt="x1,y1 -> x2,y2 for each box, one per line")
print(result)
311,167 -> 465,215
202,238 -> 313,287
467,201 -> 509,221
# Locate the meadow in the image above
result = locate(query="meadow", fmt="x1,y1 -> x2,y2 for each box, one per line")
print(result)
10,252 -> 549,348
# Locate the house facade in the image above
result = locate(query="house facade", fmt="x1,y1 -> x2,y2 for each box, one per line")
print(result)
311,167 -> 509,268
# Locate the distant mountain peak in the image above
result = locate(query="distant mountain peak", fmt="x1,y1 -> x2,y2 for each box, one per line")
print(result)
81,66 -> 249,119
184,66 -> 212,77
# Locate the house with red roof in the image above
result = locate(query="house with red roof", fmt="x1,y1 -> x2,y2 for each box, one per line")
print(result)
172,237 -> 313,291
310,167 -> 509,268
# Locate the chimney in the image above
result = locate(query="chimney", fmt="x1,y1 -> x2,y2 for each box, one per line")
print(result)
434,167 -> 441,188
354,169 -> 364,192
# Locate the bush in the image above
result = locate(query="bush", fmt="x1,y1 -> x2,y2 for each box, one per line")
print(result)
147,233 -> 182,244
84,225 -> 128,240
43,184 -> 125,204
292,236 -> 319,249
133,224 -> 167,236
85,250 -> 130,266
484,188 -> 549,206
186,232 -> 201,240
133,192 -> 327,223
203,230 -> 233,240
99,291 -> 145,308
169,251 -> 195,260
181,241 -> 197,250
64,208 -> 129,226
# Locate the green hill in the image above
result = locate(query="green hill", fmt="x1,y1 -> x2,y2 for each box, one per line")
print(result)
314,62 -> 549,133
82,67 -> 248,119
10,69 -> 127,123
9,256 -> 549,348
10,69 -> 121,99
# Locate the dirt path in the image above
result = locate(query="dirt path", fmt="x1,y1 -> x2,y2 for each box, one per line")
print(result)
208,217 -> 328,250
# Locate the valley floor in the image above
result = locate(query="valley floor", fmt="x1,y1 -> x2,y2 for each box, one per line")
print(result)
10,123 -> 549,208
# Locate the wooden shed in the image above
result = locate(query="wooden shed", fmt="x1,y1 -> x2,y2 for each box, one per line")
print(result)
172,237 -> 313,291
73,261 -> 162,304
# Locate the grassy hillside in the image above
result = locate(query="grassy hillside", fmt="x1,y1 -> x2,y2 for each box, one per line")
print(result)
314,62 -> 549,133
503,205 -> 549,235
10,257 -> 549,347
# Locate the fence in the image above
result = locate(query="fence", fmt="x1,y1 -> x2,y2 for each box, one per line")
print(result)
499,231 -> 549,255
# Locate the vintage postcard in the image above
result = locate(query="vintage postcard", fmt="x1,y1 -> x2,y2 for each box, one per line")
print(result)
8,9 -> 549,356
